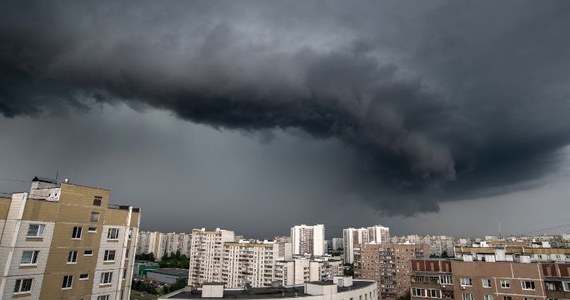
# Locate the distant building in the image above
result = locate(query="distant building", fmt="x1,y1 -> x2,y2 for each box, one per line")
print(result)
332,238 -> 343,251
343,225 -> 390,264
274,257 -> 344,286
0,177 -> 140,300
291,224 -> 325,256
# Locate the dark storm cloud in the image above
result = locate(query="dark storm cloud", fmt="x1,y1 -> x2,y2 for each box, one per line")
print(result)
1,0 -> 570,215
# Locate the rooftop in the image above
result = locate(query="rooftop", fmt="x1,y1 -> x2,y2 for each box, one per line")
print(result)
164,281 -> 374,299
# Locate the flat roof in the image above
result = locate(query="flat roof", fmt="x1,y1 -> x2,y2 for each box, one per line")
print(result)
166,281 -> 374,299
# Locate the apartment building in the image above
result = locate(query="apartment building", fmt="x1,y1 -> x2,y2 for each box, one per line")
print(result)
222,240 -> 279,288
137,231 -> 166,258
410,259 -> 570,300
188,228 -> 235,287
358,242 -> 428,300
343,225 -> 390,264
164,232 -> 192,257
274,258 -> 344,287
0,177 -> 140,300
291,224 -> 325,257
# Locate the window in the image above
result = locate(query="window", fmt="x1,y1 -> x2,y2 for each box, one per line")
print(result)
412,288 -> 426,297
84,250 -> 93,256
93,196 -> 102,206
522,281 -> 535,290
72,226 -> 82,239
125,248 -> 129,259
62,275 -> 73,289
503,296 -> 512,300
440,275 -> 453,285
482,279 -> 492,288
123,268 -> 127,279
90,212 -> 100,222
27,224 -> 45,238
100,272 -> 113,285
428,289 -> 439,298
563,282 -> 570,292
20,251 -> 39,265
500,280 -> 511,288
88,227 -> 97,233
14,278 -> 33,293
79,274 -> 89,280
107,228 -> 119,240
67,251 -> 78,263
97,295 -> 110,300
104,250 -> 116,262
484,295 -> 493,300
462,293 -> 473,300
546,282 -> 556,291
128,228 -> 133,239
461,277 -> 472,286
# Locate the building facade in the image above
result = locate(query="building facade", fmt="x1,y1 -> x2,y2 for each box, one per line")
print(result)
188,228 -> 235,287
358,242 -> 428,300
0,177 -> 140,300
291,224 -> 325,257
222,240 -> 279,288
343,226 -> 390,264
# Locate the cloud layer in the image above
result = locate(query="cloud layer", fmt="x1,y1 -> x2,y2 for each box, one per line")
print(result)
1,1 -> 570,215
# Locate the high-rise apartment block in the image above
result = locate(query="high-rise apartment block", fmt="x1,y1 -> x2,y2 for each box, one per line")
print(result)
137,231 -> 192,259
222,240 -> 279,288
357,242 -> 428,300
188,228 -> 235,286
343,225 -> 390,263
291,224 -> 325,256
0,177 -> 140,300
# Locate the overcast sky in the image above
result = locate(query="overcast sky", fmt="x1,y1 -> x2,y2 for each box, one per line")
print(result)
1,1 -> 570,239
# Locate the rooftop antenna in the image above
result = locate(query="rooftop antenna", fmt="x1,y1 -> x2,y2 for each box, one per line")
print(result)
54,171 -> 59,184
498,221 -> 502,240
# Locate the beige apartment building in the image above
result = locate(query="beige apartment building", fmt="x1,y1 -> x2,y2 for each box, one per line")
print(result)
358,242 -> 429,300
0,177 -> 140,300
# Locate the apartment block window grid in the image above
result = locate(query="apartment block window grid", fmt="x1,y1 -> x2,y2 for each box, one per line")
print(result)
482,278 -> 492,288
100,272 -> 113,285
67,250 -> 78,263
14,278 -> 33,294
108,228 -> 120,240
460,277 -> 472,286
27,224 -> 45,238
104,250 -> 116,262
72,226 -> 82,239
21,250 -> 39,265
522,281 -> 535,290
500,279 -> 511,288
62,275 -> 73,289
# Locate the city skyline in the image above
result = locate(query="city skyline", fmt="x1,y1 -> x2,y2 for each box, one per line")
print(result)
2,1 -> 570,239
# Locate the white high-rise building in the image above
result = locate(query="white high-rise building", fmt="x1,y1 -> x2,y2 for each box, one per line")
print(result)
274,257 -> 343,286
222,240 -> 279,288
188,228 -> 235,286
291,224 -> 325,256
343,225 -> 390,263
